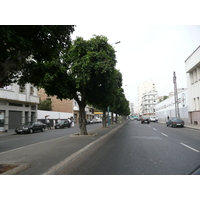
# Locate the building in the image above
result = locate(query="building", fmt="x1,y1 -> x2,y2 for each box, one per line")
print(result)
129,101 -> 134,116
141,90 -> 158,116
0,83 -> 39,131
185,46 -> 200,126
138,81 -> 157,115
155,89 -> 188,124
38,88 -> 73,113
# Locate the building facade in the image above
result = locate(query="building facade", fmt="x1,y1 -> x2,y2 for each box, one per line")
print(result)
138,81 -> 157,115
155,89 -> 188,124
185,46 -> 200,126
38,88 -> 73,113
0,83 -> 39,131
142,90 -> 158,116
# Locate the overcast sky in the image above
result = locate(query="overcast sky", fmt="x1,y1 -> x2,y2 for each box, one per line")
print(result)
72,25 -> 200,105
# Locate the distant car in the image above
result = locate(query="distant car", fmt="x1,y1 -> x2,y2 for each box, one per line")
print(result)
141,117 -> 150,124
15,121 -> 46,134
150,116 -> 156,122
166,117 -> 184,128
96,118 -> 102,123
55,120 -> 68,129
86,119 -> 91,125
91,119 -> 97,123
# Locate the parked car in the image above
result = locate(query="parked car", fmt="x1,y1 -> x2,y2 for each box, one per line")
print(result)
91,119 -> 97,123
86,119 -> 92,125
141,117 -> 150,124
96,118 -> 102,123
55,120 -> 68,129
150,116 -> 156,122
15,121 -> 46,134
166,117 -> 184,127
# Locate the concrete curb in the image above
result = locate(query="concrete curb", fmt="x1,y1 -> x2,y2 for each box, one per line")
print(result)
43,122 -> 126,175
1,163 -> 30,175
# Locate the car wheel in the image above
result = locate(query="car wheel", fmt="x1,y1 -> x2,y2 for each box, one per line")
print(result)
29,129 -> 33,133
41,127 -> 45,132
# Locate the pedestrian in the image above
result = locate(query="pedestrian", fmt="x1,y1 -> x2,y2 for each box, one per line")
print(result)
47,118 -> 51,129
167,116 -> 169,120
67,118 -> 71,128
70,116 -> 74,127
155,116 -> 158,123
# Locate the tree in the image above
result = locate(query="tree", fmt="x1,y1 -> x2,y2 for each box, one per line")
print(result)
40,35 -> 117,135
0,25 -> 75,85
38,99 -> 52,111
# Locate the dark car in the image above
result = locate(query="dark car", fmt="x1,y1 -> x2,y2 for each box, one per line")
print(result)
15,121 -> 46,134
166,117 -> 184,128
55,120 -> 69,129
141,117 -> 150,124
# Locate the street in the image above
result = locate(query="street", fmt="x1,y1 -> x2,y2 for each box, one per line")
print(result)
58,120 -> 200,175
0,123 -> 102,154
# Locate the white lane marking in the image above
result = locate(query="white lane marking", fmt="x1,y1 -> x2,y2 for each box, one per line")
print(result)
153,128 -> 157,131
161,133 -> 168,137
180,142 -> 199,153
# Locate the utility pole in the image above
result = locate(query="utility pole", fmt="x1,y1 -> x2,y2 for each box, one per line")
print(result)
173,71 -> 180,117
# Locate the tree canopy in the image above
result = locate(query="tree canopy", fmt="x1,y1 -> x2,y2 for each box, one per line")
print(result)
0,25 -> 75,86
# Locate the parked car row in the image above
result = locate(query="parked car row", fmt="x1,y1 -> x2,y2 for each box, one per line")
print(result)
86,118 -> 102,124
15,119 -> 73,134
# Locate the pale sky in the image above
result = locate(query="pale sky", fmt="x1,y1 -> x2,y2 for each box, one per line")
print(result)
72,25 -> 200,105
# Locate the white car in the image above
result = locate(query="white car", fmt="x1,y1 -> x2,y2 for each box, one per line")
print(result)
150,117 -> 156,122
96,118 -> 102,123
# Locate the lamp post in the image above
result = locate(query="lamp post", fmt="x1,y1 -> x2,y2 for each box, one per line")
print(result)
107,41 -> 121,127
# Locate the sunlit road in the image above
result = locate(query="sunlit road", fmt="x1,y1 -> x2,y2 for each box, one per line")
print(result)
58,121 -> 200,175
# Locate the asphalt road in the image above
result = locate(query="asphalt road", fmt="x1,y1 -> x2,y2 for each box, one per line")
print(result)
58,120 -> 200,175
0,123 -> 102,153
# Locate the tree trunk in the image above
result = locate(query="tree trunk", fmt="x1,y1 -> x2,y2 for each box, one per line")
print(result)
78,103 -> 88,135
111,112 -> 114,125
102,108 -> 107,128
116,114 -> 118,124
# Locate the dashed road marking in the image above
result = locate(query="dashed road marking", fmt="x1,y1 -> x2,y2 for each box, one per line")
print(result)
180,142 -> 199,153
153,128 -> 157,131
161,133 -> 168,137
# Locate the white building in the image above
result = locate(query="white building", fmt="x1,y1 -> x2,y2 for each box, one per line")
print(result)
0,83 -> 39,131
185,45 -> 200,126
142,90 -> 158,116
155,89 -> 188,124
138,81 -> 157,115
129,101 -> 134,116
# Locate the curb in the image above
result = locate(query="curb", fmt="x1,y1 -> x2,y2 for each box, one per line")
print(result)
1,163 -> 30,175
43,122 -> 126,175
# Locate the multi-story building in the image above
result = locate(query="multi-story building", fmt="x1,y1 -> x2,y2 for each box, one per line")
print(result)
141,90 -> 158,116
0,83 -> 39,131
129,101 -> 134,116
185,45 -> 200,126
138,81 -> 157,115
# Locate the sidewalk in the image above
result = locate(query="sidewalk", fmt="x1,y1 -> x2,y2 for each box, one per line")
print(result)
0,122 -> 126,175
